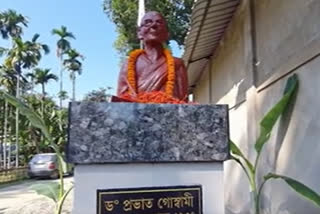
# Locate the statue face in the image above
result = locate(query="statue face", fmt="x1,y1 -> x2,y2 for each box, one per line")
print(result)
138,12 -> 169,44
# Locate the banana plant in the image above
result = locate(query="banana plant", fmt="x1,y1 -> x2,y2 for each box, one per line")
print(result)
0,90 -> 72,214
230,74 -> 320,213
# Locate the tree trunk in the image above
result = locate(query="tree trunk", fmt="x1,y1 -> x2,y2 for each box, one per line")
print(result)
72,74 -> 76,101
39,83 -> 46,154
59,55 -> 63,108
7,105 -> 12,169
42,83 -> 45,117
15,73 -> 20,167
0,101 -> 3,168
3,101 -> 8,169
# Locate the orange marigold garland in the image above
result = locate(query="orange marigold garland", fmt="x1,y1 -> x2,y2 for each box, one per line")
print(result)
163,49 -> 175,96
123,48 -> 189,104
127,49 -> 144,94
120,91 -> 188,104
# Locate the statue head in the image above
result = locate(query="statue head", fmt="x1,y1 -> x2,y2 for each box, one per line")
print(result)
137,11 -> 169,44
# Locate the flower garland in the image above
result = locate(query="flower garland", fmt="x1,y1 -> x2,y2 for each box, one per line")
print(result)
120,91 -> 188,104
127,48 -> 175,96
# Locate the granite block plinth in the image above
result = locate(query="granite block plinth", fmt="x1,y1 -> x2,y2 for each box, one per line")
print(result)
67,102 -> 229,164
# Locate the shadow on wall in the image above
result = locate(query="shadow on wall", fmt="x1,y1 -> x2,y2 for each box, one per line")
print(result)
233,78 -> 247,110
272,86 -> 298,172
224,118 -> 252,214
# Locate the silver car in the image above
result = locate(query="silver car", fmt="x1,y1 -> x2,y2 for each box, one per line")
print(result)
28,153 -> 64,179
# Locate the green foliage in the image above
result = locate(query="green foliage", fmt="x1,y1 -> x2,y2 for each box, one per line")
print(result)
31,182 -> 74,214
230,74 -> 320,213
1,92 -> 51,140
264,173 -> 320,207
56,185 -> 74,214
0,9 -> 28,39
63,48 -> 84,101
83,87 -> 113,102
1,9 -> 73,213
103,0 -> 194,56
230,140 -> 254,175
4,34 -> 49,74
51,26 -> 75,57
1,91 -> 71,214
27,68 -> 58,96
57,90 -> 68,101
31,182 -> 60,203
255,74 -> 298,154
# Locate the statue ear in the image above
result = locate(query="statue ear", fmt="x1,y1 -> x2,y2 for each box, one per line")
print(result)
165,30 -> 170,41
137,26 -> 143,40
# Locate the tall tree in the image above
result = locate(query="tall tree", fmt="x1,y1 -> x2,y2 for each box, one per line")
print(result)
0,9 -> 28,168
51,26 -> 75,108
27,68 -> 58,101
63,49 -> 84,101
57,90 -> 68,104
4,35 -> 49,167
0,9 -> 28,39
0,65 -> 15,168
103,0 -> 194,56
27,68 -> 57,145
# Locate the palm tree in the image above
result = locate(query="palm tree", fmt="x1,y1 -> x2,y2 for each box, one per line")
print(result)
0,9 -> 28,168
28,68 -> 58,99
5,35 -> 49,167
27,34 -> 50,65
0,9 -> 28,39
25,34 -> 50,93
0,65 -> 15,168
51,26 -> 75,108
58,90 -> 68,104
27,68 -> 58,119
63,49 -> 84,101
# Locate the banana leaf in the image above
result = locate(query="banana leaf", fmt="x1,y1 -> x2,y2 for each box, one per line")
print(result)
255,74 -> 298,154
31,182 -> 60,203
264,173 -> 320,208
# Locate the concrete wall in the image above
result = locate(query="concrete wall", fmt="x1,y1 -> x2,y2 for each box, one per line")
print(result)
193,64 -> 210,104
192,0 -> 320,213
74,163 -> 224,214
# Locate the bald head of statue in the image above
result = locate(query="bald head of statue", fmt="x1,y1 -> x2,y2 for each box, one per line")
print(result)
137,11 -> 169,44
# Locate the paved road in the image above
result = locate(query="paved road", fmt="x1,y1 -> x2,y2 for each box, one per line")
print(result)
0,177 -> 73,214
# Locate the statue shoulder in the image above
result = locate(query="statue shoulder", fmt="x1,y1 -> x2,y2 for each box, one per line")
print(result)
120,58 -> 129,72
173,57 -> 186,70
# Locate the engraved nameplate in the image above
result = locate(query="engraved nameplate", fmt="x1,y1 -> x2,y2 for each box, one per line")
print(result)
97,185 -> 203,214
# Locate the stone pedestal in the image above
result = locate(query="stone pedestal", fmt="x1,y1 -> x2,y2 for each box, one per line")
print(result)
67,102 -> 229,214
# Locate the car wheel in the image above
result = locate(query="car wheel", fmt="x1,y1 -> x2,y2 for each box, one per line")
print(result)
28,173 -> 34,179
69,167 -> 74,176
50,170 -> 59,179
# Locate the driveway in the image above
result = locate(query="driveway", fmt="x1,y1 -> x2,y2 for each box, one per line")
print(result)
0,177 -> 73,214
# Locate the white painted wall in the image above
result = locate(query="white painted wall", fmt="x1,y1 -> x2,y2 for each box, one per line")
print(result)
73,163 -> 224,214
192,0 -> 320,213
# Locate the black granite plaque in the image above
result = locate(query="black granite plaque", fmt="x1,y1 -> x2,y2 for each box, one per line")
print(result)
67,102 -> 229,163
97,185 -> 202,214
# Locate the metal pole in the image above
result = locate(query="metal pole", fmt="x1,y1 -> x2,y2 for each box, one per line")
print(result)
138,0 -> 145,49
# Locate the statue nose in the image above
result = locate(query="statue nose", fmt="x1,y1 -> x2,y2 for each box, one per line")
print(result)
150,26 -> 158,32
150,22 -> 158,28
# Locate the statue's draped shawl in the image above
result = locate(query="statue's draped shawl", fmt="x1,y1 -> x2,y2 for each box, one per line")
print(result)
117,52 -> 188,101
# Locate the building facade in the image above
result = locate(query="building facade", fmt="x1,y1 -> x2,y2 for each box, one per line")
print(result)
183,0 -> 320,213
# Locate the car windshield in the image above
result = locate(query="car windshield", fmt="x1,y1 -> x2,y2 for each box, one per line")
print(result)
31,154 -> 56,163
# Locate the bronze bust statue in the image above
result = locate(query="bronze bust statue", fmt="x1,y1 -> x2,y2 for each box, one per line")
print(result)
116,11 -> 188,101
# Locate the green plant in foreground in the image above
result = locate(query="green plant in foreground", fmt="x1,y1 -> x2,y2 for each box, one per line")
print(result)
0,90 -> 72,214
230,74 -> 320,214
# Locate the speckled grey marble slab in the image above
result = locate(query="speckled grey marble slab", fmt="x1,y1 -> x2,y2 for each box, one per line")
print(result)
67,102 -> 229,164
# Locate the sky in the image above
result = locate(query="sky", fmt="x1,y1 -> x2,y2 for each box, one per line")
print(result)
0,0 -> 182,104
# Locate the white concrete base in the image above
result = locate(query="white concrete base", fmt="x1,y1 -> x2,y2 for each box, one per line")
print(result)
73,163 -> 224,214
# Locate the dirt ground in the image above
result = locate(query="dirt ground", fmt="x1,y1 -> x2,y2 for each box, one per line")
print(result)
0,177 -> 73,214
